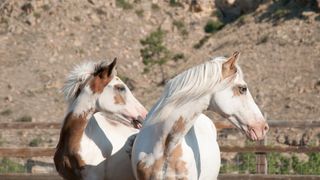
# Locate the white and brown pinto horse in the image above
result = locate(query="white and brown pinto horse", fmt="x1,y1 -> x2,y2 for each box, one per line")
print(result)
132,52 -> 269,180
54,59 -> 147,180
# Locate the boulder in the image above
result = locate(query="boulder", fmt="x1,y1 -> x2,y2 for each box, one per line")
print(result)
215,0 -> 262,22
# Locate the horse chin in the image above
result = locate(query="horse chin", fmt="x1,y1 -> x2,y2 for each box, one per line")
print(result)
120,114 -> 143,129
227,116 -> 259,141
244,128 -> 258,141
131,116 -> 144,129
242,125 -> 266,141
132,119 -> 142,129
227,116 -> 244,132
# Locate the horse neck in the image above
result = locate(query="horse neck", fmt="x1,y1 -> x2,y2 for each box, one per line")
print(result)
153,95 -> 210,154
60,92 -> 97,144
68,90 -> 97,116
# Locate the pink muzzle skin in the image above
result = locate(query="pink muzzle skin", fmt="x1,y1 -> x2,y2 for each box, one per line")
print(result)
246,121 -> 269,141
131,108 -> 148,129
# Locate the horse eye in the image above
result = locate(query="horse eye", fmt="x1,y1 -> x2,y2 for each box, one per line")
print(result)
115,85 -> 126,92
239,86 -> 247,95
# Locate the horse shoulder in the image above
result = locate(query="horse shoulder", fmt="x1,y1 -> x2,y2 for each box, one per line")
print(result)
192,114 -> 220,180
54,120 -> 87,179
195,114 -> 217,138
54,142 -> 83,180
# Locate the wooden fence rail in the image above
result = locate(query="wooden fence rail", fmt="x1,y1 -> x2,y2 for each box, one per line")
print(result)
1,120 -> 320,130
1,146 -> 319,158
0,123 -> 61,129
1,121 -> 320,178
220,145 -> 320,153
1,173 -> 320,180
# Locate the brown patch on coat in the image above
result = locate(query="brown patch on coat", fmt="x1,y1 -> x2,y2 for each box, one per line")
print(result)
113,84 -> 126,104
136,144 -> 188,180
90,59 -> 117,94
137,157 -> 164,180
54,110 -> 94,180
164,116 -> 185,151
114,93 -> 126,104
167,144 -> 188,180
136,116 -> 188,180
90,75 -> 113,94
171,117 -> 186,135
232,86 -> 241,96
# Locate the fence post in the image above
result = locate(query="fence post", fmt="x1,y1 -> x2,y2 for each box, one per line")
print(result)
255,112 -> 268,174
256,137 -> 268,174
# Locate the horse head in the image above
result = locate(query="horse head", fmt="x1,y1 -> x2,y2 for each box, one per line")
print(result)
62,58 -> 147,129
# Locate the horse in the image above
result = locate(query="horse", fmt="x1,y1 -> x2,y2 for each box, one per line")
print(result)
54,58 -> 148,180
131,52 -> 269,180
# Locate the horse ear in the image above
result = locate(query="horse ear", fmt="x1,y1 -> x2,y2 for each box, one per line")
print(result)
95,58 -> 117,79
107,57 -> 117,77
222,51 -> 240,78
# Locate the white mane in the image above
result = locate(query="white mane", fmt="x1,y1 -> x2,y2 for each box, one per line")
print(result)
146,56 -> 243,123
61,62 -> 96,103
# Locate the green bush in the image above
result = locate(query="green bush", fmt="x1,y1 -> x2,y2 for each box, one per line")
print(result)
220,162 -> 238,173
135,9 -> 144,17
193,35 -> 210,49
0,135 -> 4,146
237,15 -> 246,26
273,8 -> 289,18
169,0 -> 183,7
16,115 -> 32,122
212,9 -> 224,19
172,53 -> 185,61
0,109 -> 12,116
172,20 -> 184,29
292,153 -> 320,174
173,20 -> 188,37
116,0 -> 133,10
221,152 -> 320,175
151,3 -> 160,11
0,158 -> 25,173
140,28 -> 170,84
29,138 -> 42,147
238,153 -> 256,173
204,19 -> 224,34
257,34 -> 269,45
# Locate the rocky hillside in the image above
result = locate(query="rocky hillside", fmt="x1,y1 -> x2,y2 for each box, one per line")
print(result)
0,0 -> 319,148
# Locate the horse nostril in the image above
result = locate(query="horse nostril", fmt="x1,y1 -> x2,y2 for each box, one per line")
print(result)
264,124 -> 269,132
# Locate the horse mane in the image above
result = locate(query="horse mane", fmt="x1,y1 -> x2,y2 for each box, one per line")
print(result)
146,56 -> 243,122
61,60 -> 114,104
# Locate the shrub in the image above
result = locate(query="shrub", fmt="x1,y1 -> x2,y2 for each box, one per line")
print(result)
238,153 -> 256,173
16,115 -> 32,122
116,0 -> 133,10
273,8 -> 289,18
172,53 -> 185,61
29,138 -> 42,147
221,152 -> 320,174
0,158 -> 25,173
169,0 -> 183,7
172,20 -> 188,37
257,34 -> 269,45
193,35 -> 210,49
135,9 -> 144,17
204,19 -> 224,34
151,3 -> 160,11
140,28 -> 170,84
1,109 -> 12,116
